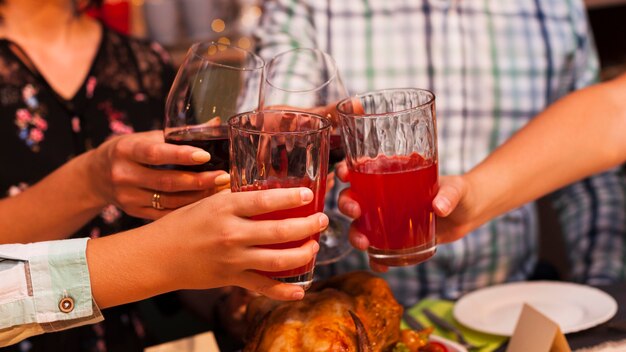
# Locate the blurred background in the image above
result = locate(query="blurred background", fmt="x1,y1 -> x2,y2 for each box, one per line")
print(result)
90,0 -> 261,67
93,0 -> 626,78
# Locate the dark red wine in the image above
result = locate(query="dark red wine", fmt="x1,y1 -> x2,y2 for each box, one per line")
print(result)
329,134 -> 346,166
165,126 -> 229,172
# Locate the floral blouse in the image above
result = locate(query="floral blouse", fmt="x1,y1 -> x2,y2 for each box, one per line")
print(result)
0,26 -> 175,352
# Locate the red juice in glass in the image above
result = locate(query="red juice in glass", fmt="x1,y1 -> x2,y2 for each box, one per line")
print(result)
242,177 -> 326,278
349,153 -> 438,266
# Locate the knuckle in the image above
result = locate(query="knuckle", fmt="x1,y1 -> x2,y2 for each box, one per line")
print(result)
253,284 -> 273,296
156,175 -> 175,192
110,166 -> 127,184
253,192 -> 272,210
273,222 -> 290,242
144,145 -> 160,165
270,256 -> 285,271
219,229 -> 238,248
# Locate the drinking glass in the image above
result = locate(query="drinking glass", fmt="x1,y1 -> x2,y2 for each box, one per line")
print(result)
263,48 -> 351,265
164,41 -> 264,172
229,110 -> 331,289
337,88 -> 439,266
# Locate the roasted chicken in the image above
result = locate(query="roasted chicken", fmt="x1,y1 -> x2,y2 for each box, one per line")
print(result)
244,271 -> 403,352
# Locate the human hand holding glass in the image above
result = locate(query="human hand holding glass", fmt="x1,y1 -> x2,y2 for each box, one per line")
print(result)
229,110 -> 330,289
262,48 -> 351,265
336,88 -> 439,268
164,41 -> 264,172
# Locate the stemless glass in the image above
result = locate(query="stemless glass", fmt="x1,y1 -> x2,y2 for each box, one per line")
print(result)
229,110 -> 331,289
164,41 -> 264,171
337,88 -> 439,267
263,48 -> 351,265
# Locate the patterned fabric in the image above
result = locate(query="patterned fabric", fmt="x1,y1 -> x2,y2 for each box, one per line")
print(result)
0,25 -> 174,351
256,0 -> 626,306
0,238 -> 102,347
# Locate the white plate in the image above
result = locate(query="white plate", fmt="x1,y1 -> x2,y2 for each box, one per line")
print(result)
430,335 -> 468,352
453,281 -> 617,336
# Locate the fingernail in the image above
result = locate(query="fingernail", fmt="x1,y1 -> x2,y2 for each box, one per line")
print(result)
292,290 -> 305,300
312,241 -> 320,254
347,202 -> 358,217
214,173 -> 230,186
434,197 -> 451,215
319,214 -> 329,230
300,188 -> 313,203
191,151 -> 211,163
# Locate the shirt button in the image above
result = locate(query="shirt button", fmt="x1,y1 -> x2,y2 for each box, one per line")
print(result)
59,297 -> 75,313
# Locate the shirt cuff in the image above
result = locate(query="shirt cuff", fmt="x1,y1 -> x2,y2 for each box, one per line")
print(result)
0,238 -> 103,345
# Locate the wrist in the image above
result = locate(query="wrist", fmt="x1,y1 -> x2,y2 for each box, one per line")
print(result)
83,146 -> 113,209
88,225 -> 178,308
74,150 -> 109,212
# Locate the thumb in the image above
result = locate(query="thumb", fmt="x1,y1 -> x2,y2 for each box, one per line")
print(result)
432,175 -> 465,217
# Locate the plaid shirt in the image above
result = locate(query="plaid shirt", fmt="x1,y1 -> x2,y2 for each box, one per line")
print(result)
256,0 -> 626,305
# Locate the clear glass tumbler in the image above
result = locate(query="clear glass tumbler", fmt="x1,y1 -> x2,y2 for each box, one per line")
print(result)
228,110 -> 331,288
337,88 -> 439,266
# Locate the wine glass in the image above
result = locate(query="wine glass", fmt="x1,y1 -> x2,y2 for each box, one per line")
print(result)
262,48 -> 351,265
164,41 -> 264,172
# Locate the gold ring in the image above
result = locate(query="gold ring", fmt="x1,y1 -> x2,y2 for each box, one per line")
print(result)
151,192 -> 164,210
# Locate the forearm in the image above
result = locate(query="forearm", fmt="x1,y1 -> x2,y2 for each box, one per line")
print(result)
465,76 -> 626,224
0,151 -> 107,244
86,222 -> 175,309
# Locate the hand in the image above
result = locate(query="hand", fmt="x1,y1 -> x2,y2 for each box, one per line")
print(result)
148,187 -> 328,301
335,162 -> 471,271
88,131 -> 230,220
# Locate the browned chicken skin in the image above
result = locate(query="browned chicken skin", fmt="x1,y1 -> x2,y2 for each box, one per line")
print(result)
244,272 -> 403,352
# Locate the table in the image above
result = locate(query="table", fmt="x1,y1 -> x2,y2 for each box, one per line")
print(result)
567,282 -> 626,349
494,282 -> 626,351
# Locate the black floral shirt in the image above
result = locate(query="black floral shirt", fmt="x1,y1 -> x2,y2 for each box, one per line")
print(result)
0,26 -> 175,352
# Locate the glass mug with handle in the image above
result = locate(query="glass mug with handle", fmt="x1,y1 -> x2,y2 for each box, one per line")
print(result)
337,88 -> 439,266
228,110 -> 331,289
164,41 -> 264,172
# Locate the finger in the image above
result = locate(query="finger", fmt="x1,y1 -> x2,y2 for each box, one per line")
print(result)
214,173 -> 231,186
143,190 -> 212,209
236,271 -> 306,301
127,138 -> 212,166
114,163 -> 225,192
230,188 -> 315,217
335,161 -> 350,182
338,188 -> 361,219
246,213 -> 328,246
246,240 -> 320,272
432,177 -> 463,217
348,223 -> 369,250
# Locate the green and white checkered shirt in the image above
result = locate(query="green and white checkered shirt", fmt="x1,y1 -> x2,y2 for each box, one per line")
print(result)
0,238 -> 102,347
256,0 -> 626,305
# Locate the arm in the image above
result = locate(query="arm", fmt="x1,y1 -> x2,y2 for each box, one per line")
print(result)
0,131 -> 226,244
462,74 -> 626,229
339,74 -> 626,247
1,187 -> 327,346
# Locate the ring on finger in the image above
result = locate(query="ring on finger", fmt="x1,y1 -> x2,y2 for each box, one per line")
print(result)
151,192 -> 165,210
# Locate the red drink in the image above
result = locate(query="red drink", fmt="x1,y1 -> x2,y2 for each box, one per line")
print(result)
349,153 -> 438,266
165,126 -> 229,171
243,177 -> 326,278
